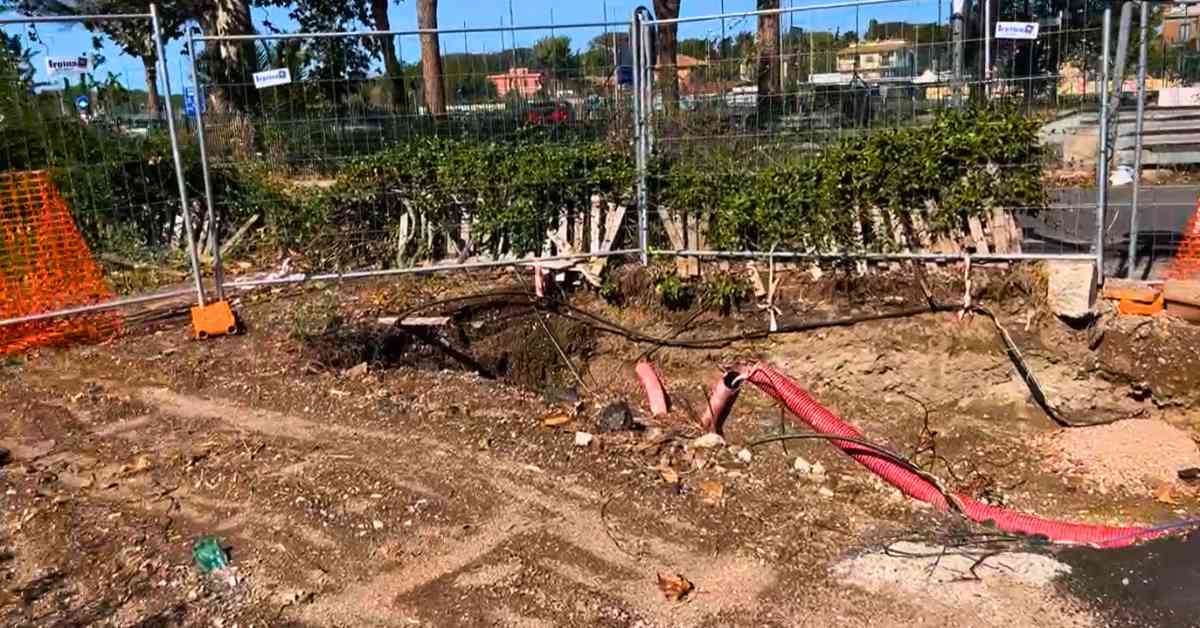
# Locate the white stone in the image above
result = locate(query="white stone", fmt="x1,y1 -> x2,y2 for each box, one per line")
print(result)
1045,260 -> 1097,320
691,433 -> 726,449
574,431 -> 594,447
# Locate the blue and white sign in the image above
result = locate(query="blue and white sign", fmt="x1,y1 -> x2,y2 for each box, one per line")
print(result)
995,21 -> 1039,40
74,95 -> 89,110
252,68 -> 291,89
184,86 -> 204,116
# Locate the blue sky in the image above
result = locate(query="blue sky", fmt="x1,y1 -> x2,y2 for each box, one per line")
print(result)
2,0 -> 947,92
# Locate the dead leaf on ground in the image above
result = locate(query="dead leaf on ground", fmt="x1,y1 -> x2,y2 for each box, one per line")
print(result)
1154,483 -> 1180,505
653,464 -> 679,485
120,455 -> 153,476
698,481 -> 724,506
542,414 -> 572,428
656,572 -> 694,601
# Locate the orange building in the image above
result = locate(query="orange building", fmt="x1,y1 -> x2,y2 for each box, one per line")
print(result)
487,67 -> 545,98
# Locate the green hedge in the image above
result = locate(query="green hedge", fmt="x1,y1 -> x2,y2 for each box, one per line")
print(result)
657,106 -> 1047,252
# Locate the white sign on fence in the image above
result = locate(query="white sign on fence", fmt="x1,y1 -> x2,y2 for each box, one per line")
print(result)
995,21 -> 1039,40
45,55 -> 92,77
253,68 -> 292,89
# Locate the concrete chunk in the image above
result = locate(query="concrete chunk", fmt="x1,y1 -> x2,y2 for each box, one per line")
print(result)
1045,261 -> 1097,320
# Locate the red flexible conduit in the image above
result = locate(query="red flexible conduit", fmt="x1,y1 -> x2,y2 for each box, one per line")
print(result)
745,363 -> 1160,548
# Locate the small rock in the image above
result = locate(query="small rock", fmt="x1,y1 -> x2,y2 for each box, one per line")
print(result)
372,520 -> 384,530
543,386 -> 580,405
736,448 -> 752,463
596,401 -> 635,432
818,487 -> 835,498
574,432 -> 594,447
691,433 -> 726,449
792,456 -> 813,473
344,362 -> 369,379
811,462 -> 826,477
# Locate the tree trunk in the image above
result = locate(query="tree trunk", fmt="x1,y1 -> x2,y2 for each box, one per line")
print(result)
371,0 -> 407,110
212,0 -> 256,112
756,0 -> 781,119
417,0 -> 446,117
653,0 -> 681,111
142,55 -> 160,116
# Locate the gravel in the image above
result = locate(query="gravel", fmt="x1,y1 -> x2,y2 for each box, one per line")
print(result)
1042,418 -> 1200,494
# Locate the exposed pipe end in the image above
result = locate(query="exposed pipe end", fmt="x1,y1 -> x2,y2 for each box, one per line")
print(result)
700,370 -> 744,434
635,360 -> 670,416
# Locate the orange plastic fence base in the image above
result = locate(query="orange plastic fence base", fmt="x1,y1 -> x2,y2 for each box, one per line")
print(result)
0,170 -> 119,356
1118,292 -> 1165,316
190,300 -> 239,340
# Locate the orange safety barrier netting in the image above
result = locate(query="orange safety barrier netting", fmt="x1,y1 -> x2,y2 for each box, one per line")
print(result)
0,170 -> 121,355
1166,199 -> 1200,281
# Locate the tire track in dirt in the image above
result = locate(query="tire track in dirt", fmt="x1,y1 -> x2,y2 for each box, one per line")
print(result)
123,385 -> 777,626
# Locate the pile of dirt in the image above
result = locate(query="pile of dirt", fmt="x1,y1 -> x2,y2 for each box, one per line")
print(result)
1041,418 -> 1200,494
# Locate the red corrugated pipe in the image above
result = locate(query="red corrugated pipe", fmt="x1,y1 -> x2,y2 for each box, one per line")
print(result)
635,360 -> 669,416
689,361 -> 1169,548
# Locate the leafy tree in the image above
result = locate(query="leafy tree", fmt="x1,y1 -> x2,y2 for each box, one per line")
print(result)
533,35 -> 573,73
580,31 -> 628,78
19,0 -> 195,114
678,38 -> 711,61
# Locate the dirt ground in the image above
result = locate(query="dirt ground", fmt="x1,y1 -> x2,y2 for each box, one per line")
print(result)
2,263 -> 1200,627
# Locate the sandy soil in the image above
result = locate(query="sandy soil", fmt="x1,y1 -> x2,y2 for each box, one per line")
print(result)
1,266 -> 1198,627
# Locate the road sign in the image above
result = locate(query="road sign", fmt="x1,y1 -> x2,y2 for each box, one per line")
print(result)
253,68 -> 291,89
995,21 -> 1039,40
184,86 -> 204,117
74,95 -> 89,110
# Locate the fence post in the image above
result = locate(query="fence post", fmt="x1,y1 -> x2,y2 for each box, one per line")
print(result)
1096,5 -> 1111,281
187,31 -> 225,299
632,9 -> 649,265
1127,1 -> 1148,279
151,3 -> 206,306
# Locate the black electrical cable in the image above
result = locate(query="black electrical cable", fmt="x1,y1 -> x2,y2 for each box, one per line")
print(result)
387,288 -> 1121,430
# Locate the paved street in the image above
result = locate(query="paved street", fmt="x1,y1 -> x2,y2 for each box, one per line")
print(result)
1024,185 -> 1199,279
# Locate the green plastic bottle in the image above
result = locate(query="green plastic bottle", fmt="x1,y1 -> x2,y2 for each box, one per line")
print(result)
192,536 -> 229,574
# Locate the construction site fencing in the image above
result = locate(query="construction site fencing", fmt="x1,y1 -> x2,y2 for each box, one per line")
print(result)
0,7 -> 204,354
188,20 -> 642,296
633,0 -> 1110,273
2,2 -> 1137,354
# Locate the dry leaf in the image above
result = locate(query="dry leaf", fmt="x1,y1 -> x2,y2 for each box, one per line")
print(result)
654,465 -> 679,485
656,573 -> 694,601
542,414 -> 572,428
699,481 -> 724,506
1154,483 -> 1179,505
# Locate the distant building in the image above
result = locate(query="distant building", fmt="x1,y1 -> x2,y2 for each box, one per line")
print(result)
488,67 -> 544,98
1164,5 -> 1200,47
661,54 -> 704,85
835,39 -> 916,80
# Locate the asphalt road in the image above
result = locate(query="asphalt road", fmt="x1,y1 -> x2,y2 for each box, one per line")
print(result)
1023,185 -> 1200,279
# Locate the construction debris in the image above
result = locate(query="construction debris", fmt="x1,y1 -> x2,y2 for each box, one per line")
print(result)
1045,260 -> 1097,320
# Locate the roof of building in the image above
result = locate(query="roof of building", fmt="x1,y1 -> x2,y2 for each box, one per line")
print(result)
837,39 -> 911,55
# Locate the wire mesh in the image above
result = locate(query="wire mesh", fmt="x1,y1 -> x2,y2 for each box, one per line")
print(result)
0,14 -> 199,348
638,0 -> 1106,263
193,21 -> 642,278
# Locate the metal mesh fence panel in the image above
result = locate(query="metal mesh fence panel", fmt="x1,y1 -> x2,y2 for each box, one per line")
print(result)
638,0 -> 1107,266
192,21 -> 643,286
0,11 -> 203,350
